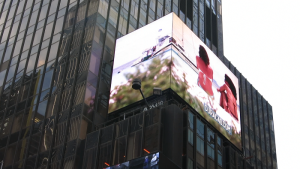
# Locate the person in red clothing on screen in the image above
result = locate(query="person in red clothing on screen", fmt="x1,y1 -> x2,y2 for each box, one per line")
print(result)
196,45 -> 214,96
217,74 -> 238,121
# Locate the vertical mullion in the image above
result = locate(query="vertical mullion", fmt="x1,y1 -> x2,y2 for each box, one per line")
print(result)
126,0 -> 132,33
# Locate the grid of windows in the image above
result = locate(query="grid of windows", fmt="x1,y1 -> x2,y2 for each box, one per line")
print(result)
185,110 -> 224,169
229,60 -> 277,169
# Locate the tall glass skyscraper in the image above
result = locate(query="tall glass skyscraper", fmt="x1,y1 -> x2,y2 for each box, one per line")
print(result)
0,0 -> 277,169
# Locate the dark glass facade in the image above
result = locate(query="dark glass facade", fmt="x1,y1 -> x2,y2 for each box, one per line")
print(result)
0,0 -> 276,169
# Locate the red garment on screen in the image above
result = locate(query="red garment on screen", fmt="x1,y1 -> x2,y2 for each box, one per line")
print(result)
218,84 -> 238,120
196,56 -> 214,96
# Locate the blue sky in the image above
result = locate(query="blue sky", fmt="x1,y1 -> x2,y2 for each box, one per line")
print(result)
223,1 -> 300,168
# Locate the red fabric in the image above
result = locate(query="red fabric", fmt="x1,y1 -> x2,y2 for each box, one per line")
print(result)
218,84 -> 238,120
196,56 -> 214,96
219,91 -> 228,111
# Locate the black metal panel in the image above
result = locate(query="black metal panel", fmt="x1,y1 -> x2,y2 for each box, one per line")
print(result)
161,104 -> 183,167
85,130 -> 100,150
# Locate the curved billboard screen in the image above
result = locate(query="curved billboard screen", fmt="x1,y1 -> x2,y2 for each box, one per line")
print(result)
109,13 -> 241,150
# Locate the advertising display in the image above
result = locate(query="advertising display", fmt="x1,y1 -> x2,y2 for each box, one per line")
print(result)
109,13 -> 241,149
104,152 -> 159,169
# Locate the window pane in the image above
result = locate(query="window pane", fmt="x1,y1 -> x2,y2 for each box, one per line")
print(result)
196,137 -> 204,155
54,17 -> 64,34
196,119 -> 204,138
218,153 -> 222,166
23,34 -> 33,52
188,129 -> 193,145
207,145 -> 214,159
188,111 -> 193,129
37,47 -> 48,67
41,69 -> 53,90
29,10 -> 38,26
6,65 -> 17,81
26,53 -> 37,73
39,4 -> 49,21
43,22 -> 54,40
187,158 -> 193,169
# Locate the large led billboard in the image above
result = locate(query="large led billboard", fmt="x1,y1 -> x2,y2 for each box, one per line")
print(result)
109,13 -> 241,149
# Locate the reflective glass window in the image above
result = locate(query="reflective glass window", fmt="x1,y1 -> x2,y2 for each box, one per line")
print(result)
10,21 -> 19,38
20,15 -> 29,32
188,111 -> 194,129
59,0 -> 67,9
39,4 -> 49,21
7,4 -> 17,20
16,0 -> 25,14
20,50 -> 29,60
33,28 -> 43,46
26,0 -> 34,9
0,70 -> 6,86
48,0 -> 59,16
108,5 -> 118,27
218,153 -> 222,166
207,145 -> 214,159
196,119 -> 204,138
173,0 -> 179,15
3,0 -> 10,11
41,39 -> 50,49
45,59 -> 55,72
30,44 -> 39,55
36,100 -> 48,117
41,69 -> 53,90
26,53 -> 37,73
1,27 -> 10,43
52,33 -> 60,43
24,7 -> 32,17
118,9 -> 128,35
47,14 -> 55,24
196,136 -> 204,155
33,2 -> 41,12
57,7 -> 66,18
157,2 -> 163,18
6,64 -> 16,81
37,19 -> 45,30
98,0 -> 109,19
17,31 -> 25,41
187,158 -> 193,169
43,22 -> 54,40
0,10 -> 7,25
10,55 -> 19,65
27,25 -> 36,35
29,11 -> 38,27
11,113 -> 23,134
5,19 -> 12,29
0,42 -> 6,51
14,13 -> 22,23
47,42 -> 58,61
84,83 -> 96,108
37,48 -> 48,67
54,17 -> 64,34
3,143 -> 17,166
22,34 -> 33,51
89,52 -> 101,75
3,46 -> 13,62
17,59 -> 26,74
0,117 -> 13,138
188,129 -> 193,145
42,0 -> 49,6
